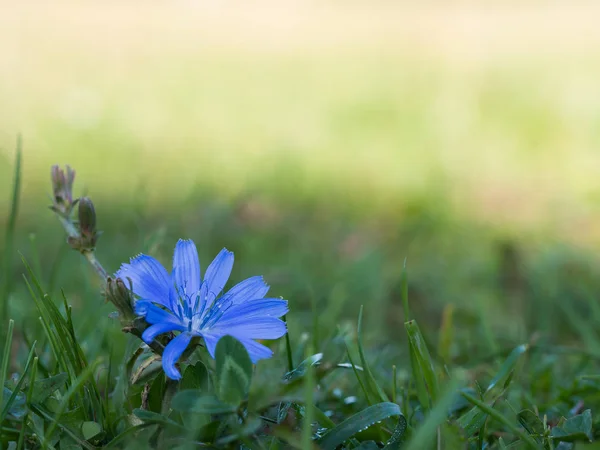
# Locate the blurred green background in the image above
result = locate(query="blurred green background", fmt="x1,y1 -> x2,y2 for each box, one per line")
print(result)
2,1 -> 600,360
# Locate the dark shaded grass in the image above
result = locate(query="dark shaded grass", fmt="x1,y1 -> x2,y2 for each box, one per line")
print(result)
5,185 -> 600,369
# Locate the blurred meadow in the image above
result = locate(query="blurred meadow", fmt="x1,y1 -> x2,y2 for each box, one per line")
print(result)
3,0 -> 600,340
3,2 -> 600,447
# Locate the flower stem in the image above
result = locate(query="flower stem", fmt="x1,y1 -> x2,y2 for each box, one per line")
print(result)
57,214 -> 78,239
56,213 -> 108,282
83,250 -> 108,281
283,314 -> 294,372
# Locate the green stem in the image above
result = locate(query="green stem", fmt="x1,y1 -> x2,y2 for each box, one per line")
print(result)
57,212 -> 108,282
283,314 -> 294,372
57,215 -> 79,239
83,250 -> 108,281
124,326 -> 165,356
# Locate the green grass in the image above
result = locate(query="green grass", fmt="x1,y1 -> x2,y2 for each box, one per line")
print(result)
2,142 -> 600,448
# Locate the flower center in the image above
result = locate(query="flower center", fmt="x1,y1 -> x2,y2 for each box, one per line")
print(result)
174,281 -> 235,333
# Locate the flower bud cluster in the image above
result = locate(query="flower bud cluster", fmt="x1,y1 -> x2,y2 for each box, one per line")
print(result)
50,165 -> 135,328
67,197 -> 101,251
50,165 -> 77,216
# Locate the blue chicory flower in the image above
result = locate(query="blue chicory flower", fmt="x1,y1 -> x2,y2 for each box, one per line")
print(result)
115,239 -> 288,380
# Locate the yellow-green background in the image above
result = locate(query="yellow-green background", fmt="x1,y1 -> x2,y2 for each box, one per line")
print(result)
3,1 -> 600,234
2,1 -> 600,342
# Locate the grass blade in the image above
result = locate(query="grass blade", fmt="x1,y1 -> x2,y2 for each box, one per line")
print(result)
344,338 -> 372,405
316,402 -> 406,450
404,377 -> 462,450
0,341 -> 37,423
400,260 -> 409,321
357,305 -> 389,403
485,344 -> 528,395
41,359 -> 101,447
457,344 -> 528,437
301,345 -> 316,450
409,343 -> 430,412
438,304 -> 454,364
17,356 -> 38,450
405,319 -> 439,409
22,256 -> 104,422
460,391 -> 539,449
0,319 -> 15,415
1,136 -> 22,332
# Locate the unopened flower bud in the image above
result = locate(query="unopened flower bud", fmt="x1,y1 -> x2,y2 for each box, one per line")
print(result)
69,197 -> 100,250
50,165 -> 76,215
106,277 -> 135,323
78,197 -> 96,234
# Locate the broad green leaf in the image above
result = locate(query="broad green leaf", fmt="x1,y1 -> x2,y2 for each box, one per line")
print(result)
2,387 -> 26,419
133,408 -> 185,429
29,403 -> 91,450
215,336 -> 253,406
81,421 -> 102,440
147,372 -> 165,413
216,415 -> 263,445
50,406 -> 85,431
180,361 -> 210,392
551,410 -> 592,443
104,423 -> 156,449
355,442 -> 380,450
1,338 -> 36,425
59,434 -> 83,450
178,362 -> 211,431
171,390 -> 237,414
316,402 -> 406,450
112,338 -> 143,412
517,409 -> 546,445
190,421 -> 222,443
32,373 -> 68,403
